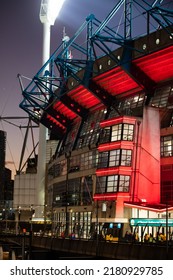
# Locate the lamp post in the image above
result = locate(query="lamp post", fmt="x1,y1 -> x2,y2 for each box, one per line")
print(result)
36,0 -> 65,219
166,196 -> 169,258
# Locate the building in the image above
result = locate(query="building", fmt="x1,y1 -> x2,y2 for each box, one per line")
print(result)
19,1 -> 173,240
13,140 -> 58,222
0,130 -> 14,220
0,130 -> 6,208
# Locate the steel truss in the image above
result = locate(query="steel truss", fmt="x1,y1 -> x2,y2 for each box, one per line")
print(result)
19,0 -> 173,129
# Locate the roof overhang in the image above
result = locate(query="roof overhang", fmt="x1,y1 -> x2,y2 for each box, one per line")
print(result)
124,201 -> 173,213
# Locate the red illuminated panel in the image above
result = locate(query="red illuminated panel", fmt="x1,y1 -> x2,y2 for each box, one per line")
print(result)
47,115 -> 66,130
69,85 -> 101,109
93,67 -> 141,96
100,116 -> 136,128
96,166 -> 132,176
98,141 -> 134,152
53,101 -> 77,120
134,45 -> 173,82
94,193 -> 130,200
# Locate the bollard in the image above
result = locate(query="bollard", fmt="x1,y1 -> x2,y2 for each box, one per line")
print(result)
11,250 -> 16,260
0,246 -> 3,260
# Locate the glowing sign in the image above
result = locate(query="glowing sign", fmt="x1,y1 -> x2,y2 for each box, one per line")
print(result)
130,218 -> 173,227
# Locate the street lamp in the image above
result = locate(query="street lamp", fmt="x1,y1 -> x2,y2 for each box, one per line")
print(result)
36,0 -> 65,219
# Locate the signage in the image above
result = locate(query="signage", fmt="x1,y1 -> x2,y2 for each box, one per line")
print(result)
130,218 -> 173,227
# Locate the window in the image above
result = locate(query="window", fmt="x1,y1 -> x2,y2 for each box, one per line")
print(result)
76,110 -> 106,149
119,175 -> 130,192
161,181 -> 173,204
109,150 -> 121,166
99,127 -> 111,144
98,151 -> 109,168
111,123 -> 134,142
53,177 -> 93,207
122,124 -> 134,141
150,84 -> 173,108
107,175 -> 118,192
111,124 -> 122,141
98,149 -> 132,168
161,135 -> 173,157
121,150 -> 132,166
96,175 -> 130,193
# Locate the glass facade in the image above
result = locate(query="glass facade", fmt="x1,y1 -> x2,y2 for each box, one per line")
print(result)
100,123 -> 134,144
47,80 -> 173,240
53,211 -> 92,238
53,176 -> 93,207
76,110 -> 106,149
96,175 -> 130,193
98,149 -> 132,168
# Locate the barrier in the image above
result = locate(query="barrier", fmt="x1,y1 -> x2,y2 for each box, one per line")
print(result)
1,235 -> 173,259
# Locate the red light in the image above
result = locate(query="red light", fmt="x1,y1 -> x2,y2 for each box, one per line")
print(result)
100,116 -> 136,128
96,166 -> 132,176
47,115 -> 66,130
94,193 -> 130,200
134,45 -> 173,82
53,101 -> 77,119
98,141 -> 134,152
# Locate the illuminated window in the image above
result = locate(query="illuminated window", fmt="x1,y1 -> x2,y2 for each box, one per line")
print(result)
161,135 -> 173,157
109,93 -> 145,118
96,175 -> 130,193
111,124 -> 122,141
119,175 -> 130,192
122,124 -> 134,140
150,84 -> 173,108
109,150 -> 121,166
121,150 -> 132,166
98,149 -> 132,168
107,175 -> 118,192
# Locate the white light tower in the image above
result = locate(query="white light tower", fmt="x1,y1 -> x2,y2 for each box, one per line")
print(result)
36,0 -> 65,219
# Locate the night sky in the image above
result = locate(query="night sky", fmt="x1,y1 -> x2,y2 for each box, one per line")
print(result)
0,0 -> 116,177
0,0 -> 172,177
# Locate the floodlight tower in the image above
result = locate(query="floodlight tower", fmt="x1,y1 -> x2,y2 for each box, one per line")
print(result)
36,0 -> 65,219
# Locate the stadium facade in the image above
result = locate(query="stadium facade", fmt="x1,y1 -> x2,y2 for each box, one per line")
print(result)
19,1 -> 173,240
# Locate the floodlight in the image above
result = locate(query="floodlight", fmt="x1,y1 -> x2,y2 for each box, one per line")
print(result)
40,0 -> 65,25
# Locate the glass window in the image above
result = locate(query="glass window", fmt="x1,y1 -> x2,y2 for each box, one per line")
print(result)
98,149 -> 132,168
98,151 -> 109,168
96,175 -> 130,193
111,123 -> 134,142
150,85 -> 173,108
121,149 -> 132,166
109,150 -> 120,166
119,175 -> 130,192
107,175 -> 118,192
111,124 -> 122,141
76,110 -> 106,149
161,135 -> 173,157
53,176 -> 93,207
122,124 -> 134,141
96,176 -> 107,193
99,127 -> 111,144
